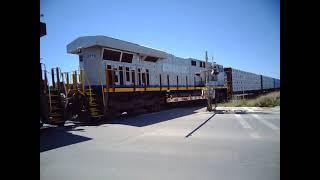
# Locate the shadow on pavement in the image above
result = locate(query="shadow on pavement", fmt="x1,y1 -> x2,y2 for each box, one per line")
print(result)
214,109 -> 272,114
109,106 -> 205,127
40,127 -> 92,153
185,113 -> 216,138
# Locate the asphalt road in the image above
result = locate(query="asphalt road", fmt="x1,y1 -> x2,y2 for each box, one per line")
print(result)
40,106 -> 280,180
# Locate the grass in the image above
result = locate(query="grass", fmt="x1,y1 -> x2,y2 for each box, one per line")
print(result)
218,91 -> 280,107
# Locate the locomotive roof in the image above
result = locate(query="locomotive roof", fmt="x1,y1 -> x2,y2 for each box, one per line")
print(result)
67,35 -> 168,58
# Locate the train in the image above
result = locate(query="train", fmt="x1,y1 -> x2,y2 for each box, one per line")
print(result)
66,35 -> 227,117
40,35 -> 280,125
224,67 -> 280,99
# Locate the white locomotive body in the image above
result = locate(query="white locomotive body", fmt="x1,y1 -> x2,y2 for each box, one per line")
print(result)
67,36 -> 219,89
67,36 -> 226,115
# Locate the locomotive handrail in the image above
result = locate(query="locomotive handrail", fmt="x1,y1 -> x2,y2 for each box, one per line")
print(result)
81,69 -> 94,103
79,69 -> 85,92
41,65 -> 52,112
97,62 -> 105,107
40,63 -> 49,91
47,73 -> 52,112
64,72 -> 70,91
40,63 -> 46,81
58,67 -> 67,96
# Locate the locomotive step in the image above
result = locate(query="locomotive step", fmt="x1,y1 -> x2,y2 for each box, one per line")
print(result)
90,113 -> 103,116
88,102 -> 98,105
49,117 -> 64,121
89,109 -> 102,113
46,94 -> 59,97
48,89 -> 60,93
50,100 -> 60,103
85,93 -> 96,96
49,113 -> 63,117
89,111 -> 102,114
91,115 -> 104,118
50,108 -> 63,112
89,106 -> 100,109
88,102 -> 99,105
89,108 -> 101,111
50,120 -> 65,124
89,104 -> 100,107
89,108 -> 101,112
90,111 -> 102,114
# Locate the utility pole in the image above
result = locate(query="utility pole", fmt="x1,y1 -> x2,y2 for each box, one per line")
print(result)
205,51 -> 208,85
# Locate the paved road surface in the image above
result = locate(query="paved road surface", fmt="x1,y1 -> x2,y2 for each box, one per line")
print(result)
40,106 -> 280,180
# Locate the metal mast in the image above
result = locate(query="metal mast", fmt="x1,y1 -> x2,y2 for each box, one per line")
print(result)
205,51 -> 208,84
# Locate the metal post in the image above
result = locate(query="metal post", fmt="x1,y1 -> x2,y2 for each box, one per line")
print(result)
40,64 -> 43,93
159,74 -> 162,91
51,68 -> 55,89
44,69 -> 48,92
186,76 -> 188,89
98,67 -> 105,107
48,82 -> 52,112
80,70 -> 84,92
112,69 -> 115,92
167,74 -> 170,90
205,51 -> 208,85
56,67 -> 60,91
79,69 -> 82,84
176,76 -> 179,90
105,68 -> 110,108
72,71 -> 77,89
61,72 -> 67,96
66,72 -> 69,91
106,68 -> 109,91
132,69 -> 136,92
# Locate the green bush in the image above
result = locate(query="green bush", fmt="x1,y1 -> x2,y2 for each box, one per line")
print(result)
254,92 -> 280,107
218,91 -> 280,107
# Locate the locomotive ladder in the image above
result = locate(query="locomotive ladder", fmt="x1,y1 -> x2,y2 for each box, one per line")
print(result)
80,69 -> 104,120
46,67 -> 66,126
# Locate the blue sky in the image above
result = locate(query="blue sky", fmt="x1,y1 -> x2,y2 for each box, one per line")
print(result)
40,0 -> 279,79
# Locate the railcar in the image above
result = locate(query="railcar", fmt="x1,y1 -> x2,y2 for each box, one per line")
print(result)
261,75 -> 276,92
274,78 -> 280,89
66,36 -> 226,118
224,67 -> 280,99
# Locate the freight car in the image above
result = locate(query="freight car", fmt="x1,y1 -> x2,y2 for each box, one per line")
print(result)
66,35 -> 226,118
224,67 -> 280,99
274,78 -> 280,89
261,75 -> 275,91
